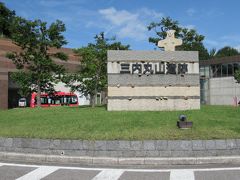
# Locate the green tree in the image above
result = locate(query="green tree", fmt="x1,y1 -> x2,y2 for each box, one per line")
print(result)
7,17 -> 68,107
215,46 -> 239,58
208,48 -> 217,59
147,17 -> 209,60
64,32 -> 130,107
10,71 -> 32,98
234,70 -> 240,84
0,2 -> 15,38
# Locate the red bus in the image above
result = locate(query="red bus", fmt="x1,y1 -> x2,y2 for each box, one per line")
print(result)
30,92 -> 78,108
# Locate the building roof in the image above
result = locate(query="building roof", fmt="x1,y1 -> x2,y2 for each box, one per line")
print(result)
200,55 -> 240,66
0,38 -> 80,72
0,38 -> 80,62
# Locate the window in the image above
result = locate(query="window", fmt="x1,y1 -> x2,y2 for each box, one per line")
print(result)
228,64 -> 233,76
234,63 -> 239,73
70,96 -> 78,104
221,64 -> 228,77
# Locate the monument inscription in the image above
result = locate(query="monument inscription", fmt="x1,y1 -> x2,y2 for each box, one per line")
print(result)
107,30 -> 200,111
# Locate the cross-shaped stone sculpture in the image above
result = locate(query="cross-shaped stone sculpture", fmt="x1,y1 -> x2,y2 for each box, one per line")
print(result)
157,30 -> 182,51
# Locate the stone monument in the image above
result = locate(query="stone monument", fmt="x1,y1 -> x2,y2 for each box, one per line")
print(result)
107,30 -> 200,111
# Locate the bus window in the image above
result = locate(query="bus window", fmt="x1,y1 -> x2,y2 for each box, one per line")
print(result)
35,97 -> 48,105
50,96 -> 61,105
70,96 -> 78,104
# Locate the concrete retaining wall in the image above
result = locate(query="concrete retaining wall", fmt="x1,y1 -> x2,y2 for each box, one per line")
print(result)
209,77 -> 240,105
0,138 -> 240,158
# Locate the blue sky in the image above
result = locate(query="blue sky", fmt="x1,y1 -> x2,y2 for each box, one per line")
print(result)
2,0 -> 240,51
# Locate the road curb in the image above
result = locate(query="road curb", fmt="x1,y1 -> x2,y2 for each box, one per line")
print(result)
1,152 -> 240,166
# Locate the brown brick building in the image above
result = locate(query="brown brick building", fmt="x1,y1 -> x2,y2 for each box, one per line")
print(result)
0,38 -> 80,109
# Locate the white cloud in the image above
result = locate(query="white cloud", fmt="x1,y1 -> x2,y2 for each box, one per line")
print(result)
205,39 -> 220,47
220,35 -> 240,42
98,7 -> 163,41
234,45 -> 240,52
204,37 -> 240,51
186,8 -> 196,16
138,8 -> 163,19
99,7 -> 139,26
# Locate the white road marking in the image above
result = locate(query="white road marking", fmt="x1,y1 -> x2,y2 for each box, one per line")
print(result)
1,162 -> 240,173
170,170 -> 194,180
92,169 -> 124,180
16,166 -> 59,180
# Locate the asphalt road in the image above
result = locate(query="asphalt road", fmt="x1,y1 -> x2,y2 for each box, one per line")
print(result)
1,162 -> 240,180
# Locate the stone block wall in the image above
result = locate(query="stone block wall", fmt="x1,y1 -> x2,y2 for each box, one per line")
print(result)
107,50 -> 200,111
0,138 -> 240,158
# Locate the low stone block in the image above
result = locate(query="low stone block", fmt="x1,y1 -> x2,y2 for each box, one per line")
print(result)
230,149 -> 240,155
106,141 -> 119,150
49,140 -> 61,150
119,141 -> 131,150
12,138 -> 22,148
145,150 -> 159,157
143,141 -> 156,150
135,151 -> 146,157
236,139 -> 240,148
171,151 -> 193,157
85,150 -> 94,157
193,150 -> 209,157
206,150 -> 217,156
59,140 -> 72,150
168,140 -> 191,151
159,151 -> 171,157
95,141 -> 107,151
122,150 -> 136,157
215,140 -> 227,150
226,139 -> 237,149
0,138 -> 5,147
205,140 -> 216,150
156,140 -> 168,150
37,139 -> 51,149
3,138 -> 13,147
192,140 -> 205,150
71,140 -> 83,150
109,151 -> 122,157
93,150 -> 109,157
216,149 -> 232,156
130,141 -> 143,150
82,141 -> 95,150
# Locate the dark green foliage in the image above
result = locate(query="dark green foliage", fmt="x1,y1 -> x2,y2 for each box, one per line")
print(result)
10,71 -> 32,97
53,52 -> 68,61
0,2 -> 15,38
208,48 -> 217,59
234,70 -> 240,83
147,17 -> 209,60
7,17 -> 68,106
64,32 -> 130,107
215,46 -> 239,58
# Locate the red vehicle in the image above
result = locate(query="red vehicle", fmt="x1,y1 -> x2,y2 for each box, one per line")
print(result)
30,92 -> 78,108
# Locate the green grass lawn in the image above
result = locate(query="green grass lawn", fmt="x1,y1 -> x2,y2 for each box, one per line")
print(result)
0,105 -> 240,140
